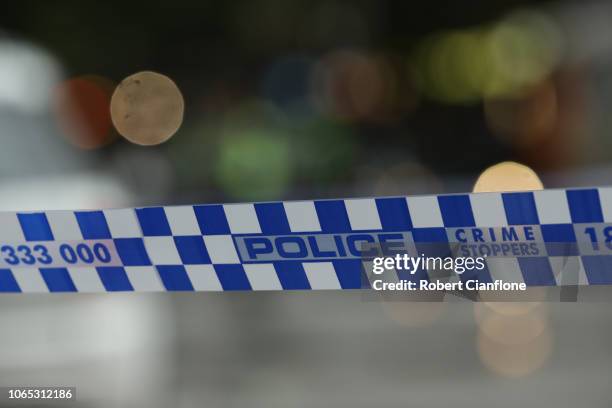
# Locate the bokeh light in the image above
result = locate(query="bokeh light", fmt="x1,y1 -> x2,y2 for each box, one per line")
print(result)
473,161 -> 544,193
477,322 -> 553,378
294,119 -> 358,184
475,294 -> 552,379
261,55 -> 315,117
472,161 -> 551,378
53,75 -> 117,149
110,71 -> 184,146
412,9 -> 563,104
486,10 -> 563,97
476,305 -> 549,345
413,30 -> 486,104
214,127 -> 292,200
312,50 -> 398,122
0,39 -> 62,114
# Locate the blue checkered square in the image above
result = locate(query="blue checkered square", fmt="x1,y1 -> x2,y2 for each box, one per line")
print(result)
40,267 -> 77,292
174,236 -> 211,264
518,257 -> 556,286
156,265 -> 194,291
18,213 -> 54,241
255,203 -> 291,234
194,205 -> 230,235
567,189 -> 603,223
502,192 -> 539,225
581,256 -> 612,285
214,264 -> 251,291
375,197 -> 413,231
315,200 -> 351,233
136,207 -> 172,236
114,238 -> 152,266
0,269 -> 20,292
438,195 -> 475,227
75,211 -> 111,239
96,267 -> 134,291
273,261 -> 311,290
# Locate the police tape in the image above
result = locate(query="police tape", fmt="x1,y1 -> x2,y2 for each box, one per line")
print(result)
0,187 -> 611,293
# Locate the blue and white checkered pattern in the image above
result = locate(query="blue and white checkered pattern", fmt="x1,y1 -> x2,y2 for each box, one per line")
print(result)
0,187 -> 611,293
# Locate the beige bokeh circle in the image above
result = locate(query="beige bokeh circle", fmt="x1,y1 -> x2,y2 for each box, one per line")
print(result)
473,162 -> 546,309
110,71 -> 184,146
477,325 -> 552,378
473,161 -> 543,193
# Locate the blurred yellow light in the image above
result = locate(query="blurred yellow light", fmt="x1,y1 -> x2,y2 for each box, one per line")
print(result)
411,9 -> 563,104
110,71 -> 184,146
422,30 -> 486,103
473,161 -> 543,193
485,10 -> 562,97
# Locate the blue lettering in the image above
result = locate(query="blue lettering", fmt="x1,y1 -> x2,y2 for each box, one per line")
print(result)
378,233 -> 405,256
334,235 -> 347,257
276,236 -> 308,258
245,237 -> 274,260
346,234 -> 376,257
501,227 -> 519,241
455,229 -> 467,243
524,226 -> 535,241
308,236 -> 336,257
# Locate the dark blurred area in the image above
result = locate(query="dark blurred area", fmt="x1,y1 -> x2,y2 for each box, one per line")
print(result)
0,1 -> 611,407
3,0 -> 612,206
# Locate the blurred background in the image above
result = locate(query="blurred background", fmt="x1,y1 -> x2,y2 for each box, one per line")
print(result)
0,0 -> 611,407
